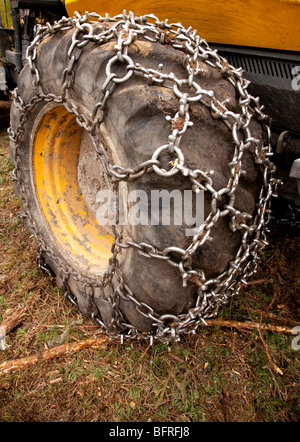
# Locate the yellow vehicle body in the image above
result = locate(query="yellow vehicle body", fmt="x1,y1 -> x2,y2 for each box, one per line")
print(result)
65,0 -> 300,52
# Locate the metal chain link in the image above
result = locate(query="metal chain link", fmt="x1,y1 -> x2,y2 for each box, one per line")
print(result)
9,11 -> 280,343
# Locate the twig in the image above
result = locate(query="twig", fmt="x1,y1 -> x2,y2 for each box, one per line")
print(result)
245,278 -> 268,286
139,343 -> 152,359
0,335 -> 110,374
257,327 -> 284,376
205,318 -> 295,334
168,352 -> 186,365
0,303 -> 32,334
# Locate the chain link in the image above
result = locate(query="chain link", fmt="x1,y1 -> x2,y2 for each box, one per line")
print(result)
9,11 -> 280,343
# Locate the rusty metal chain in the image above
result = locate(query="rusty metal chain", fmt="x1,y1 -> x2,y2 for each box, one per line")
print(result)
8,11 -> 280,343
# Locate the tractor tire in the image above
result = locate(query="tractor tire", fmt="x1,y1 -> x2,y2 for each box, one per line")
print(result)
8,13 -> 277,342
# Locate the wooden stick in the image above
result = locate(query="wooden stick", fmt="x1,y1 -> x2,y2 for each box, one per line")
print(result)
257,327 -> 284,376
1,304 -> 29,334
0,335 -> 110,374
206,318 -> 295,334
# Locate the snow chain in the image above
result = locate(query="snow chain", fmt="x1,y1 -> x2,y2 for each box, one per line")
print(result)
8,11 -> 280,343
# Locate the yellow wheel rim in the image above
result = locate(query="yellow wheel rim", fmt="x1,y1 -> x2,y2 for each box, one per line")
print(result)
32,106 -> 114,276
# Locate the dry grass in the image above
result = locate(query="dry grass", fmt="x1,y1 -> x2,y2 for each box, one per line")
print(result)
0,114 -> 299,422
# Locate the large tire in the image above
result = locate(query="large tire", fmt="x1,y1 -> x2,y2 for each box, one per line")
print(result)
9,13 -> 277,342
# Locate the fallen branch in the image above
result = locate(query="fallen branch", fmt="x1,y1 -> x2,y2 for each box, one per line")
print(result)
1,304 -> 30,334
0,335 -> 110,374
206,318 -> 295,334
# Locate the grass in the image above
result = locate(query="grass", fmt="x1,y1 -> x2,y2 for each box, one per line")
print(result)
0,112 -> 299,422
